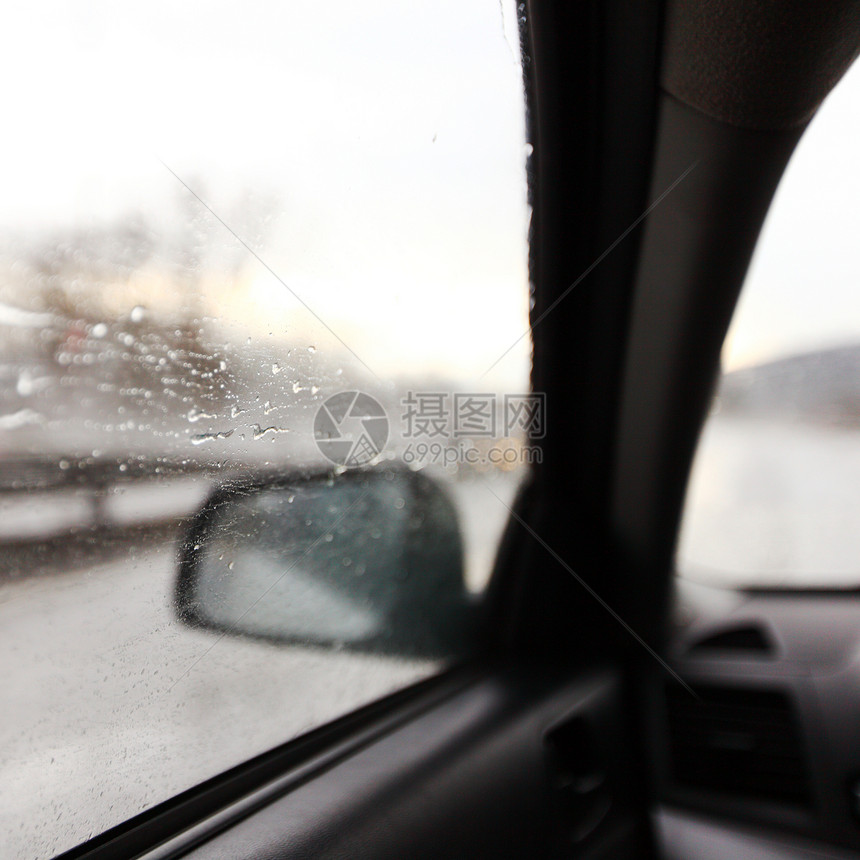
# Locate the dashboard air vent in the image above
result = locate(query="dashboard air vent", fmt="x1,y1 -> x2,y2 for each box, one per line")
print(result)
687,624 -> 773,656
666,684 -> 811,807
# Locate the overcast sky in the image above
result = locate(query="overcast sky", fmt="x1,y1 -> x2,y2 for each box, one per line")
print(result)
1,2 -> 856,382
723,59 -> 860,370
0,0 -> 530,389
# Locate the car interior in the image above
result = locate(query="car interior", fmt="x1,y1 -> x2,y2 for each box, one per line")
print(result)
5,0 -> 860,858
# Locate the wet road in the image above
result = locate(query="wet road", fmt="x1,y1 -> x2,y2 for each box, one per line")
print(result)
0,474 -> 515,859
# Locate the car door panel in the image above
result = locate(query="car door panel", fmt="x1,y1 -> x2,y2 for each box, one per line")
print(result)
156,666 -> 652,860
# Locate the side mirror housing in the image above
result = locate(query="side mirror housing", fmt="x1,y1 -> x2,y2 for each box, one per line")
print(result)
175,465 -> 477,658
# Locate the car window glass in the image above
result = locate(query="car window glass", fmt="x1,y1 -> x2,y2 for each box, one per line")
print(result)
677,59 -> 860,588
0,1 -> 532,855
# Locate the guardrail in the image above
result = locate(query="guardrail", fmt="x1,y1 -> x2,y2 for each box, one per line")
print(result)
0,456 -> 227,544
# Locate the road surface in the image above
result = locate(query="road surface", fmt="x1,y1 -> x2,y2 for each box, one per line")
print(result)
0,473 -> 517,859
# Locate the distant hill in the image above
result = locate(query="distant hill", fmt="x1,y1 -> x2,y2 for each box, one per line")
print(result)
718,343 -> 860,426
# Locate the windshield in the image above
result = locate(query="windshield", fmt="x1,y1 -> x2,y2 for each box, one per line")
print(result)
677,58 -> 860,589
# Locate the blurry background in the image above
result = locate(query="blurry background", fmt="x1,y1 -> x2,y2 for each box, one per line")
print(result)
0,2 -> 531,856
679,59 -> 860,586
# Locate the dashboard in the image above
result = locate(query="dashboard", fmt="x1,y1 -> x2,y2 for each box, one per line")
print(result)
657,580 -> 860,857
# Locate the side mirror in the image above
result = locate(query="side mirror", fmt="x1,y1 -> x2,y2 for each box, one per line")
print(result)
175,465 -> 477,658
